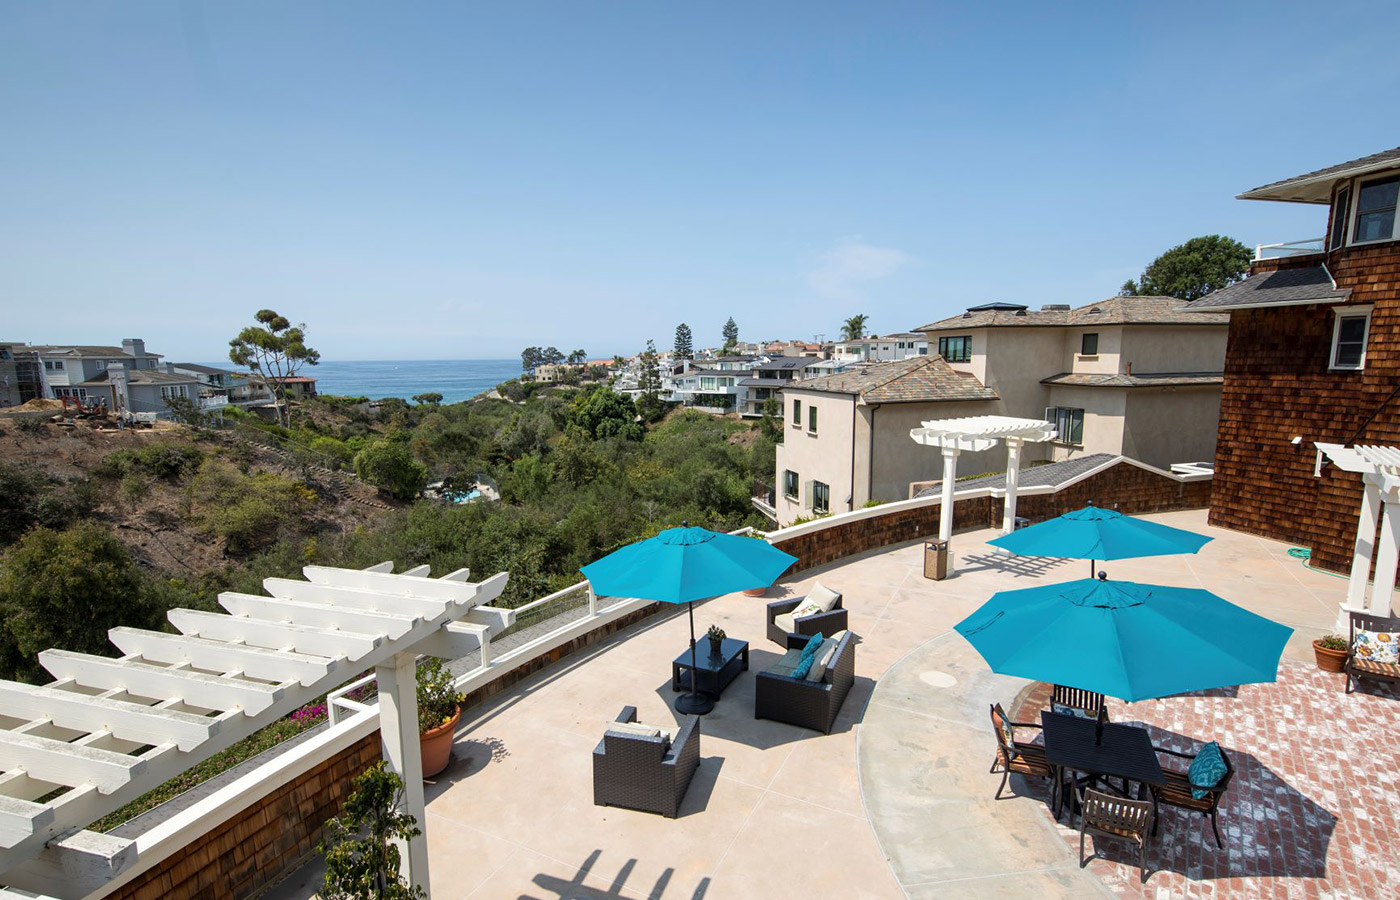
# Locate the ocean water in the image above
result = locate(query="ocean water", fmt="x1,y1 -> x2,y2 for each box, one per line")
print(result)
200,359 -> 521,405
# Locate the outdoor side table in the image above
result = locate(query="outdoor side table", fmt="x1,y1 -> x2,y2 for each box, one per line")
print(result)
672,638 -> 749,699
1040,711 -> 1166,820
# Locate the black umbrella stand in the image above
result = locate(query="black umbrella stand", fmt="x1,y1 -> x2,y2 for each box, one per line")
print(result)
676,600 -> 716,715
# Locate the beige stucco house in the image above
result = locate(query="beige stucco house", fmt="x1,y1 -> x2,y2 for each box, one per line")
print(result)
773,356 -> 1000,525
916,296 -> 1229,470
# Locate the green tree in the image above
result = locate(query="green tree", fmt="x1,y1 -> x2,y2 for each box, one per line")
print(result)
636,340 -> 665,423
840,314 -> 869,340
229,309 -> 320,427
354,439 -> 430,501
568,385 -> 643,441
411,393 -> 443,406
541,347 -> 565,366
673,323 -> 694,360
319,762 -> 426,900
760,396 -> 782,441
722,316 -> 739,349
520,347 -> 541,374
566,349 -> 588,365
1120,235 -> 1252,301
0,523 -> 162,683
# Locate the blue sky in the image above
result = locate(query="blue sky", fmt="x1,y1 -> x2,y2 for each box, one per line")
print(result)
2,2 -> 1397,361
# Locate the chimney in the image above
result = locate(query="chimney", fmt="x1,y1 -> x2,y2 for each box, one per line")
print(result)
122,338 -> 146,359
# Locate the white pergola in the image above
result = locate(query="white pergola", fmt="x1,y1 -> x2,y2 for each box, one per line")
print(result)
1316,442 -> 1400,626
910,415 -> 1058,544
0,562 -> 511,900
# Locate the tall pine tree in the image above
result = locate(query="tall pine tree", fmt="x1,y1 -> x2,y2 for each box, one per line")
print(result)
722,316 -> 739,350
673,323 -> 694,360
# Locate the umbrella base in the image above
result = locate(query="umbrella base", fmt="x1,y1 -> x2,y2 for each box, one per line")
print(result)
675,692 -> 715,715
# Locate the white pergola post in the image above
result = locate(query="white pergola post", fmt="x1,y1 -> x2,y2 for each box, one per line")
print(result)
376,650 -> 430,896
1344,480 -> 1381,616
1002,437 -> 1024,535
1369,499 -> 1400,617
587,584 -> 598,618
939,446 -> 960,542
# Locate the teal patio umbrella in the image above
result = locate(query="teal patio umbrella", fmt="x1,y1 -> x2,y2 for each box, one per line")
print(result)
988,504 -> 1211,577
581,525 -> 798,714
955,575 -> 1292,703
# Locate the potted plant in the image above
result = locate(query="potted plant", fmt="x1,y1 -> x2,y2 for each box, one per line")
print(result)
319,762 -> 426,899
417,658 -> 464,778
1312,634 -> 1349,673
706,624 -> 726,657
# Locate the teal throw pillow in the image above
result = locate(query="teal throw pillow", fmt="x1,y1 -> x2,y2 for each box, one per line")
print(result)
1187,741 -> 1227,800
792,632 -> 824,679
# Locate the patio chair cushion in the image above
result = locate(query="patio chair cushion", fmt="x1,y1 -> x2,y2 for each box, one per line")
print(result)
769,649 -> 804,677
805,635 -> 841,682
990,705 -> 1015,748
607,720 -> 664,741
1188,741 -> 1227,799
773,611 -> 798,633
1051,703 -> 1096,719
807,582 -> 841,612
792,632 -> 825,680
1353,629 -> 1400,665
1353,658 -> 1400,677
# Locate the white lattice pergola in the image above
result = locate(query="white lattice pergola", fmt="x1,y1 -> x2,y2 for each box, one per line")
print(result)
910,415 -> 1058,548
1316,442 -> 1400,625
0,563 -> 512,900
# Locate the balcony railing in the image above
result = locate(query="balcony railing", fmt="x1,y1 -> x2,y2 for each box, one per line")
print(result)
1254,237 -> 1324,261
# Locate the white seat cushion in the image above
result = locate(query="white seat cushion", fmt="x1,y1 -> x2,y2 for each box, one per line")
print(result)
807,582 -> 841,612
805,636 -> 841,681
774,612 -> 798,633
769,648 -> 804,677
607,720 -> 660,739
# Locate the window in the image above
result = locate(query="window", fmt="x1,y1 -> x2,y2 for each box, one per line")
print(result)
808,405 -> 817,433
1330,185 -> 1351,250
55,387 -> 87,400
938,335 -> 972,363
791,398 -> 802,426
1080,332 -> 1099,356
1046,406 -> 1085,445
811,480 -> 830,515
783,469 -> 799,499
161,385 -> 189,400
1353,175 -> 1398,244
1330,306 -> 1372,370
918,345 -> 928,355
43,360 -> 64,371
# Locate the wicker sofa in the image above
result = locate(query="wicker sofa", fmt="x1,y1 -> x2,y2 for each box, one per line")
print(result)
766,588 -> 848,647
754,631 -> 856,734
592,706 -> 700,818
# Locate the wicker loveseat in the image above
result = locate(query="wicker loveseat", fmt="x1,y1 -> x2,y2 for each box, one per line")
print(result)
592,706 -> 700,818
754,631 -> 856,734
765,584 -> 848,647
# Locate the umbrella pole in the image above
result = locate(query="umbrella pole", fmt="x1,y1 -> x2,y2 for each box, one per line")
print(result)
676,599 -> 715,715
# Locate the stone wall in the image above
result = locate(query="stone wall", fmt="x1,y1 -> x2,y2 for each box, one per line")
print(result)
1209,243 -> 1400,573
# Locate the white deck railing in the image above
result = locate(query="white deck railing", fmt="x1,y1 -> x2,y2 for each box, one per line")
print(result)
1254,237 -> 1324,260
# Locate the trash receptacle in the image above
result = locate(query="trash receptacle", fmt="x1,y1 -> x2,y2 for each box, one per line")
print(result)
924,540 -> 950,580
1014,516 -> 1031,530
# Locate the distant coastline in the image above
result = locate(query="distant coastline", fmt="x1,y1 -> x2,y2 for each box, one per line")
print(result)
196,358 -> 521,405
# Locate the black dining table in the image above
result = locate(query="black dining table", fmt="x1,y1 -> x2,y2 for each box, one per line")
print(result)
1040,710 -> 1165,818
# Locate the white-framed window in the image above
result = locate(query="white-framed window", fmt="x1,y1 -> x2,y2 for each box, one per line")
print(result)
1330,305 -> 1372,371
811,480 -> 830,515
938,335 -> 971,363
918,345 -> 928,355
43,360 -> 64,371
783,469 -> 799,499
161,385 -> 190,400
1330,184 -> 1352,250
1080,332 -> 1099,356
55,387 -> 88,400
1352,175 -> 1398,245
1046,406 -> 1085,446
808,405 -> 817,433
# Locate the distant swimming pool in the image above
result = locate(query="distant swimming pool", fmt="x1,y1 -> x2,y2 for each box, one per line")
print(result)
445,489 -> 482,503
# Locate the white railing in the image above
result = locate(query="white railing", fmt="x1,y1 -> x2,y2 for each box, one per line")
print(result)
1254,237 -> 1324,260
326,672 -> 378,726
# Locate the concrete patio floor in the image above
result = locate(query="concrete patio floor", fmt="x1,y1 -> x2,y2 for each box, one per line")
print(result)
266,509 -> 1371,900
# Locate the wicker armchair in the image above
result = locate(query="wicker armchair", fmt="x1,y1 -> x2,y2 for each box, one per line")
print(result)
766,593 -> 848,647
592,706 -> 700,818
988,702 -> 1057,803
1346,611 -> 1400,694
1148,742 -> 1234,847
1077,788 -> 1153,883
754,632 -> 855,734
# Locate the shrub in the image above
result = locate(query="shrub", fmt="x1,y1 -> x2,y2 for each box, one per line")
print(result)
189,460 -> 318,555
354,440 -> 429,501
1315,634 -> 1349,651
416,658 -> 463,734
319,763 -> 424,900
97,443 -> 204,482
0,462 -> 94,546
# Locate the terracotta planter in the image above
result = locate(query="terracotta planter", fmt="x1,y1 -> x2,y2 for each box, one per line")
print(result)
1313,640 -> 1348,673
743,587 -> 767,597
420,708 -> 461,778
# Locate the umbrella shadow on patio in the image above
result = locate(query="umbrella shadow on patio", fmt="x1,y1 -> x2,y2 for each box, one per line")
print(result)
526,849 -> 712,900
1071,722 -> 1337,884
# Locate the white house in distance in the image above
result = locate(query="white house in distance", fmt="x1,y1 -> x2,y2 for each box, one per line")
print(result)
832,333 -> 929,363
915,296 -> 1229,469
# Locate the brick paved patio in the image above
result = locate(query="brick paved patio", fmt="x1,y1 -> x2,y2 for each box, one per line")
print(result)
1016,664 -> 1400,899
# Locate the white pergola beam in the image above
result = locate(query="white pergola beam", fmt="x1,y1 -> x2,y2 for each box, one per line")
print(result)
398,564 -> 432,577
0,683 -> 218,753
262,579 -> 451,619
37,651 -> 283,716
106,629 -> 337,687
415,621 -> 492,660
217,593 -> 419,640
303,566 -> 478,602
0,797 -> 53,846
167,609 -> 382,661
0,731 -> 148,794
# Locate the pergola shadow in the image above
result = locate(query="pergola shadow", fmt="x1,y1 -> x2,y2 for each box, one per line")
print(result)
956,551 -> 1071,579
526,849 -> 712,899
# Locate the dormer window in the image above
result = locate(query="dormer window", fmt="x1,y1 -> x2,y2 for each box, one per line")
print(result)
1352,175 -> 1398,244
938,335 -> 971,363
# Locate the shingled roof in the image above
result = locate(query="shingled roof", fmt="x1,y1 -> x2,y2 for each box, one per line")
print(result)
1183,266 -> 1352,311
1238,146 -> 1400,204
1040,372 -> 1223,388
783,356 -> 998,403
917,296 -> 1227,332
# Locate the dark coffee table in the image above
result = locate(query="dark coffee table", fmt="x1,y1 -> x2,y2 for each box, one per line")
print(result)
1041,711 -> 1165,819
672,638 -> 749,698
